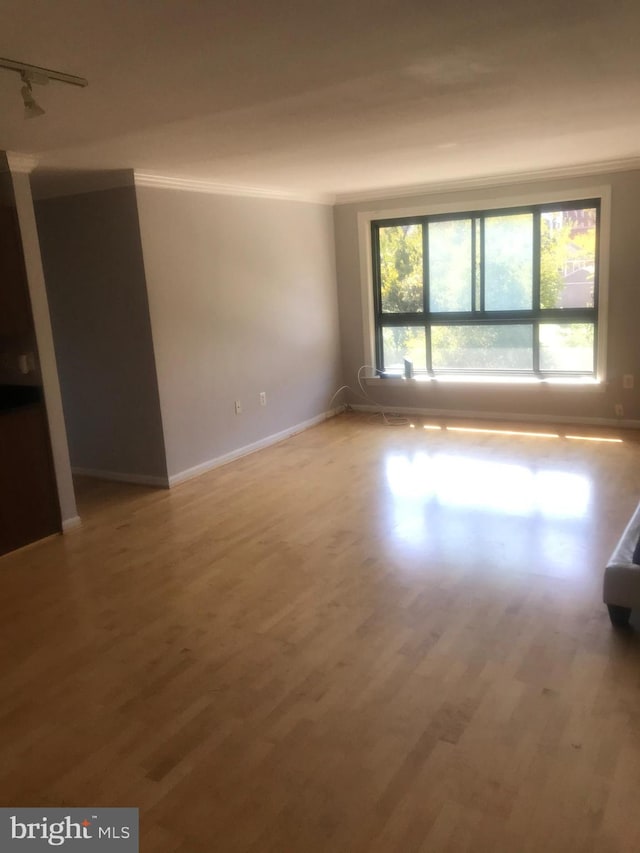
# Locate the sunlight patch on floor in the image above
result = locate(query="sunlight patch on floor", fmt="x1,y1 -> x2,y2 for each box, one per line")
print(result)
385,452 -> 591,520
565,435 -> 623,443
446,426 -> 560,439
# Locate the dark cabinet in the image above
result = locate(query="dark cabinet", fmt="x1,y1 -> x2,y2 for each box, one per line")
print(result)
0,160 -> 63,556
0,205 -> 32,337
0,400 -> 61,555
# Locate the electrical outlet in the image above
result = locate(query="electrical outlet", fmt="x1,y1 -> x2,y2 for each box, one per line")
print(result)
234,399 -> 242,415
623,374 -> 634,390
259,391 -> 267,407
615,403 -> 624,417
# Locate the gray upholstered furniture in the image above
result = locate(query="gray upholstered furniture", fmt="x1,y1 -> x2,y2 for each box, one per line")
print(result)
603,501 -> 640,627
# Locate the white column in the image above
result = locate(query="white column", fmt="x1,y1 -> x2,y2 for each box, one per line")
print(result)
7,153 -> 79,529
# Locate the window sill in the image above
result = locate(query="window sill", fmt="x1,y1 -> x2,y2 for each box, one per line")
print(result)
365,375 -> 606,392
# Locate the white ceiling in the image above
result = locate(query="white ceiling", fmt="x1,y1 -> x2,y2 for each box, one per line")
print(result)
1,0 -> 640,200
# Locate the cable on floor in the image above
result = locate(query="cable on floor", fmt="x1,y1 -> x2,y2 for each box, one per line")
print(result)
327,366 -> 409,426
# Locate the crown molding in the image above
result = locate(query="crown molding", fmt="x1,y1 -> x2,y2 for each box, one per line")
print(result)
6,152 -> 39,174
335,156 -> 640,205
134,171 -> 335,205
12,154 -> 639,205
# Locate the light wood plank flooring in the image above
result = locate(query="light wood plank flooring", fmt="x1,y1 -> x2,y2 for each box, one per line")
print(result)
2,413 -> 640,852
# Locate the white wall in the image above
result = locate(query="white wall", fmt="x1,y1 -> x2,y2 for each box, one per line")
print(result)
135,186 -> 342,480
334,169 -> 640,425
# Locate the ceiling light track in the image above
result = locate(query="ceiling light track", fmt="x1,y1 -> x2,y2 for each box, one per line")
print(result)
0,57 -> 88,87
0,56 -> 88,118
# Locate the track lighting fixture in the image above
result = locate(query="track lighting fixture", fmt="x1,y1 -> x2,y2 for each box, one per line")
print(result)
0,57 -> 88,119
20,74 -> 45,119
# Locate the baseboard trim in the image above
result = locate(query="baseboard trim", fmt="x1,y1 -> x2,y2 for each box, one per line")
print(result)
62,515 -> 82,532
71,467 -> 170,488
349,404 -> 640,429
169,407 -> 342,487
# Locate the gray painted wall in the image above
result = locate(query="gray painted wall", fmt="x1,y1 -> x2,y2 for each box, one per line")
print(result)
35,186 -> 168,483
135,186 -> 341,480
334,170 -> 640,424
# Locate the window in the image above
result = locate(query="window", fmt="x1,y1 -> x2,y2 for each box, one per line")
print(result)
372,199 -> 600,378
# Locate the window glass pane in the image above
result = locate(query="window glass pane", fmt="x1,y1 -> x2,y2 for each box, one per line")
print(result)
432,325 -> 532,371
540,208 -> 597,309
484,214 -> 533,310
379,224 -> 423,313
382,326 -> 426,371
428,219 -> 472,312
539,323 -> 594,372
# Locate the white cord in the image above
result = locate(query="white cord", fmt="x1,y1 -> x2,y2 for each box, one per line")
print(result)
327,384 -> 354,412
328,366 -> 409,426
357,366 -> 410,426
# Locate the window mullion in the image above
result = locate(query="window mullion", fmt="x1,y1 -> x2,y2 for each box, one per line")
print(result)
532,210 -> 541,373
479,217 -> 485,314
533,321 -> 540,375
592,204 -> 601,310
471,217 -> 477,313
423,219 -> 433,373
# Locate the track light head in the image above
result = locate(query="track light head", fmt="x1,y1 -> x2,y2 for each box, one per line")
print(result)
20,74 -> 45,118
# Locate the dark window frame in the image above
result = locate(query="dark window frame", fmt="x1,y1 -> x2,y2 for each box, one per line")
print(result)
371,198 -> 600,378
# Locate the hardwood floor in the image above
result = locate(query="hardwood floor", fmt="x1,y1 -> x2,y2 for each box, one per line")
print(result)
2,412 -> 640,852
